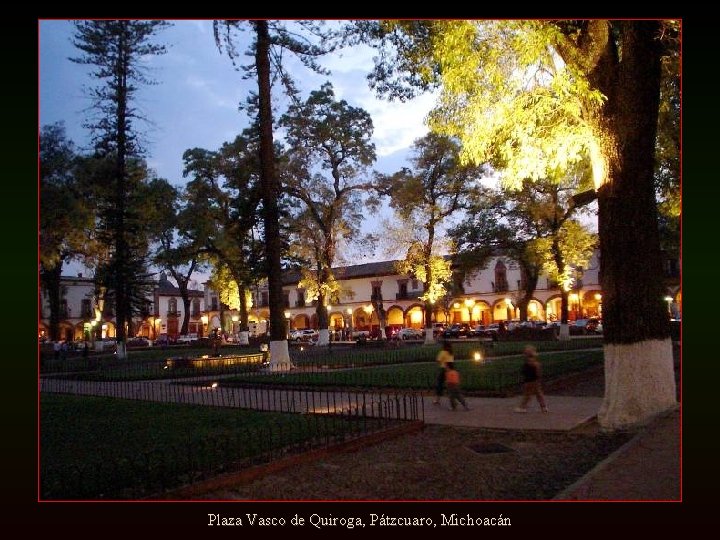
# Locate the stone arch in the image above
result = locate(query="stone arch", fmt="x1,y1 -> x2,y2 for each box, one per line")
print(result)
386,305 -> 405,326
581,289 -> 603,318
100,321 -> 116,339
473,300 -> 492,325
526,298 -> 546,321
58,321 -> 74,342
329,312 -> 345,329
292,313 -> 310,329
404,304 -> 425,328
545,294 -> 562,322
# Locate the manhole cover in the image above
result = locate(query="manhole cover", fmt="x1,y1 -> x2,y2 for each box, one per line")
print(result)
467,442 -> 514,454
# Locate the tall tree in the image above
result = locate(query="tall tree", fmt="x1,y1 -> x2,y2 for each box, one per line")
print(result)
280,82 -> 377,345
145,178 -> 205,336
379,133 -> 481,343
182,131 -> 266,345
358,19 -> 678,429
71,20 -> 169,359
39,123 -> 95,341
214,20 -> 338,367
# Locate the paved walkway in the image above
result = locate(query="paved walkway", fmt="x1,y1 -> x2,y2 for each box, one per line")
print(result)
423,395 -> 601,431
555,408 -> 680,500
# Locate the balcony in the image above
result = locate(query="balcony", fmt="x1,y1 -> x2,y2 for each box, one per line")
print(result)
396,291 -> 422,300
166,310 -> 181,317
295,300 -> 306,308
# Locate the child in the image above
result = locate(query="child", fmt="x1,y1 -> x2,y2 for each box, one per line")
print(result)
445,362 -> 470,411
515,345 -> 549,413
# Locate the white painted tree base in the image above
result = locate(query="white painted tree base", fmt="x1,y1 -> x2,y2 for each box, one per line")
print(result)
238,331 -> 249,346
558,324 -> 570,341
116,342 -> 127,360
424,328 -> 435,345
317,329 -> 330,346
598,338 -> 677,430
268,340 -> 293,372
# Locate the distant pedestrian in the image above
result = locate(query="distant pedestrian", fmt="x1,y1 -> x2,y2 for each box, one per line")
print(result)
82,341 -> 89,358
445,362 -> 470,411
515,345 -> 548,413
60,341 -> 68,362
433,341 -> 453,405
53,341 -> 61,361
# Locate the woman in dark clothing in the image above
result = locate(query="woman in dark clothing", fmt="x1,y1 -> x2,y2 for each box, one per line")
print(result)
515,345 -> 549,413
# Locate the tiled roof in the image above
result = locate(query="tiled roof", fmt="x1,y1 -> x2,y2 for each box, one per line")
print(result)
282,260 -> 404,285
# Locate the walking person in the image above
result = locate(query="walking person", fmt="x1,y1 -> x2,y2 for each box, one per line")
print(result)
433,341 -> 453,404
515,345 -> 548,413
445,361 -> 471,411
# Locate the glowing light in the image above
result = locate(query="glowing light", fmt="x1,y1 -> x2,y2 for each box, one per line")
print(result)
453,302 -> 460,309
594,293 -> 602,301
504,298 -> 512,306
346,307 -> 352,315
211,382 -> 218,389
464,298 -> 476,308
201,315 -> 208,325
473,351 -> 483,362
664,296 -> 673,303
232,315 -> 239,322
363,305 -> 373,315
284,310 -> 291,319
410,310 -> 423,324
202,355 -> 209,359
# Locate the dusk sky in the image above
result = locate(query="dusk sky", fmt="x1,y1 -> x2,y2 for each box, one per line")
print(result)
40,20 -> 439,276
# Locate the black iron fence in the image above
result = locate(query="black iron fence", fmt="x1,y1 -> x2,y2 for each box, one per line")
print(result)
40,389 -> 421,500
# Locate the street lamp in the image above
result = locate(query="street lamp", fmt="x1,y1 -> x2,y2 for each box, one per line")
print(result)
464,298 -> 476,325
664,296 -> 673,317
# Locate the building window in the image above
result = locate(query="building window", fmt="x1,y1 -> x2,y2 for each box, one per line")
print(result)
81,299 -> 92,318
398,282 -> 408,299
168,297 -> 178,315
494,260 -> 509,292
411,279 -> 419,290
371,285 -> 382,301
211,296 -> 218,311
260,292 -> 269,308
192,299 -> 201,317
60,299 -> 68,318
296,289 -> 306,307
283,291 -> 290,308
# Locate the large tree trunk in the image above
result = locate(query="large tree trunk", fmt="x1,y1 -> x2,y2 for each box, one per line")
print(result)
589,21 -> 676,429
255,21 -> 290,370
113,27 -> 130,360
42,262 -> 63,342
238,283 -> 250,345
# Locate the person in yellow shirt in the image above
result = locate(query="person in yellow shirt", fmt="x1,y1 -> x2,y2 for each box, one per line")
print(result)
433,341 -> 453,404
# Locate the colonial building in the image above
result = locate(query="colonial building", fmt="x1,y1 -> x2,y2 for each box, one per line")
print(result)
39,272 -> 206,342
40,249 -> 681,341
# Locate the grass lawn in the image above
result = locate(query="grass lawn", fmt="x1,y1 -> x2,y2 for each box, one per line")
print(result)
47,339 -> 602,382
222,350 -> 605,394
40,394 -> 376,499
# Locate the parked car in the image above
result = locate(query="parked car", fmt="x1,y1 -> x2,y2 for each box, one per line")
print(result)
571,318 -> 602,335
468,325 -> 486,337
154,334 -> 174,346
395,327 -> 424,340
442,323 -> 471,338
176,333 -> 199,344
126,337 -> 150,348
289,329 -> 319,342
